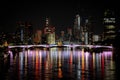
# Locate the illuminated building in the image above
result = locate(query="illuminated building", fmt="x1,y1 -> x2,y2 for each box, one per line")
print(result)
81,18 -> 93,45
73,14 -> 81,43
33,30 -> 42,44
103,9 -> 116,45
93,35 -> 99,42
15,22 -> 33,44
15,22 -> 25,44
83,19 -> 89,45
60,31 -> 65,42
73,15 -> 93,45
25,22 -> 33,44
43,18 -> 55,44
64,27 -> 73,44
86,17 -> 94,45
92,35 -> 101,44
81,24 -> 89,45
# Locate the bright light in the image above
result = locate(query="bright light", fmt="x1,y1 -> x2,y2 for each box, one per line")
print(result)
8,44 -> 113,49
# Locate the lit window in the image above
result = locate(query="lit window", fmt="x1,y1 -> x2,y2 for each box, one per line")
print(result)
104,18 -> 115,23
106,31 -> 115,33
105,25 -> 115,29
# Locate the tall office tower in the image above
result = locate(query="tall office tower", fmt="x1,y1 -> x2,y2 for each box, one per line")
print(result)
81,27 -> 85,44
44,17 -> 55,44
84,21 -> 89,45
66,27 -> 73,44
34,30 -> 42,44
85,17 -> 93,45
60,31 -> 65,41
103,9 -> 116,45
15,22 -> 25,44
45,17 -> 50,27
44,18 -> 51,34
15,22 -> 33,44
25,22 -> 33,44
80,17 -> 93,45
80,19 -> 88,45
73,14 -> 81,43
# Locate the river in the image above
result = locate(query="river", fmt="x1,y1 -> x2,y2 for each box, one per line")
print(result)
1,47 -> 120,80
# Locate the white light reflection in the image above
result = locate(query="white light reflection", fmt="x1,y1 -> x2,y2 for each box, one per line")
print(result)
85,52 -> 89,70
9,51 -> 13,64
19,52 -> 24,70
77,50 -> 81,79
19,52 -> 24,80
96,53 -> 100,69
39,49 -> 42,64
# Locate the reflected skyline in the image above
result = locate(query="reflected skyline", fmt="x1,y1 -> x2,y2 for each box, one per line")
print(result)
4,48 -> 115,80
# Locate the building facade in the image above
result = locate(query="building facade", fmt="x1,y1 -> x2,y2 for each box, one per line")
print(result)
15,22 -> 33,44
73,14 -> 82,44
44,18 -> 55,44
103,9 -> 116,45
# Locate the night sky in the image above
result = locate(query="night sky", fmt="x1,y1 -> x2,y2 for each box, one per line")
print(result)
0,0 -> 119,34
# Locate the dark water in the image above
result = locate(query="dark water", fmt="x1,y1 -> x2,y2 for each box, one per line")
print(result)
1,48 -> 120,80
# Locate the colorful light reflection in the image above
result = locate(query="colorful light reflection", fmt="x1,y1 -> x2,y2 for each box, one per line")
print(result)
7,48 -> 114,80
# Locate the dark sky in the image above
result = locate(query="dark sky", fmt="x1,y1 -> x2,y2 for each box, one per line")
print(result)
0,0 -> 119,34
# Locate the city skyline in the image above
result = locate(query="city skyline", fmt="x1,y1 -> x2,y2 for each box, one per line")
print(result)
0,0 -> 119,34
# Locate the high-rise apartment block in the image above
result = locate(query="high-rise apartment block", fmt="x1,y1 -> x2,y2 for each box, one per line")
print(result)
103,9 -> 116,45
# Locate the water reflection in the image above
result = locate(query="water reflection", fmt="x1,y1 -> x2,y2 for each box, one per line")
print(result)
2,47 -> 117,80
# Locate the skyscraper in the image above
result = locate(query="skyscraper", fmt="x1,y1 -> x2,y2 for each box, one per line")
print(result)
44,18 -> 55,44
15,22 -> 25,44
73,14 -> 81,43
33,30 -> 42,44
85,17 -> 93,45
15,22 -> 33,44
25,22 -> 33,44
79,16 -> 93,45
103,9 -> 116,45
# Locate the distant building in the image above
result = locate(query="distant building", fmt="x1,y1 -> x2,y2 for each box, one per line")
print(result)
25,22 -> 33,44
73,14 -> 82,43
15,22 -> 25,44
93,35 -> 99,42
81,17 -> 93,45
15,22 -> 33,44
85,17 -> 94,45
66,27 -> 73,41
103,9 -> 116,45
43,18 -> 55,44
33,30 -> 42,44
59,31 -> 65,42
81,24 -> 89,45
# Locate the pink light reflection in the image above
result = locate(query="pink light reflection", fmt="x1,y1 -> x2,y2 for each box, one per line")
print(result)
103,51 -> 112,56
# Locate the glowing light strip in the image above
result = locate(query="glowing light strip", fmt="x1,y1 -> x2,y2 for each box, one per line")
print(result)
8,44 -> 113,49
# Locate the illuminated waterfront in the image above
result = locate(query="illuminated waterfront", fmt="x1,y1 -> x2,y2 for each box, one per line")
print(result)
1,47 -> 119,80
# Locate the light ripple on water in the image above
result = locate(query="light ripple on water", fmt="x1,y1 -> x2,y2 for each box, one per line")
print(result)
2,48 -> 118,80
